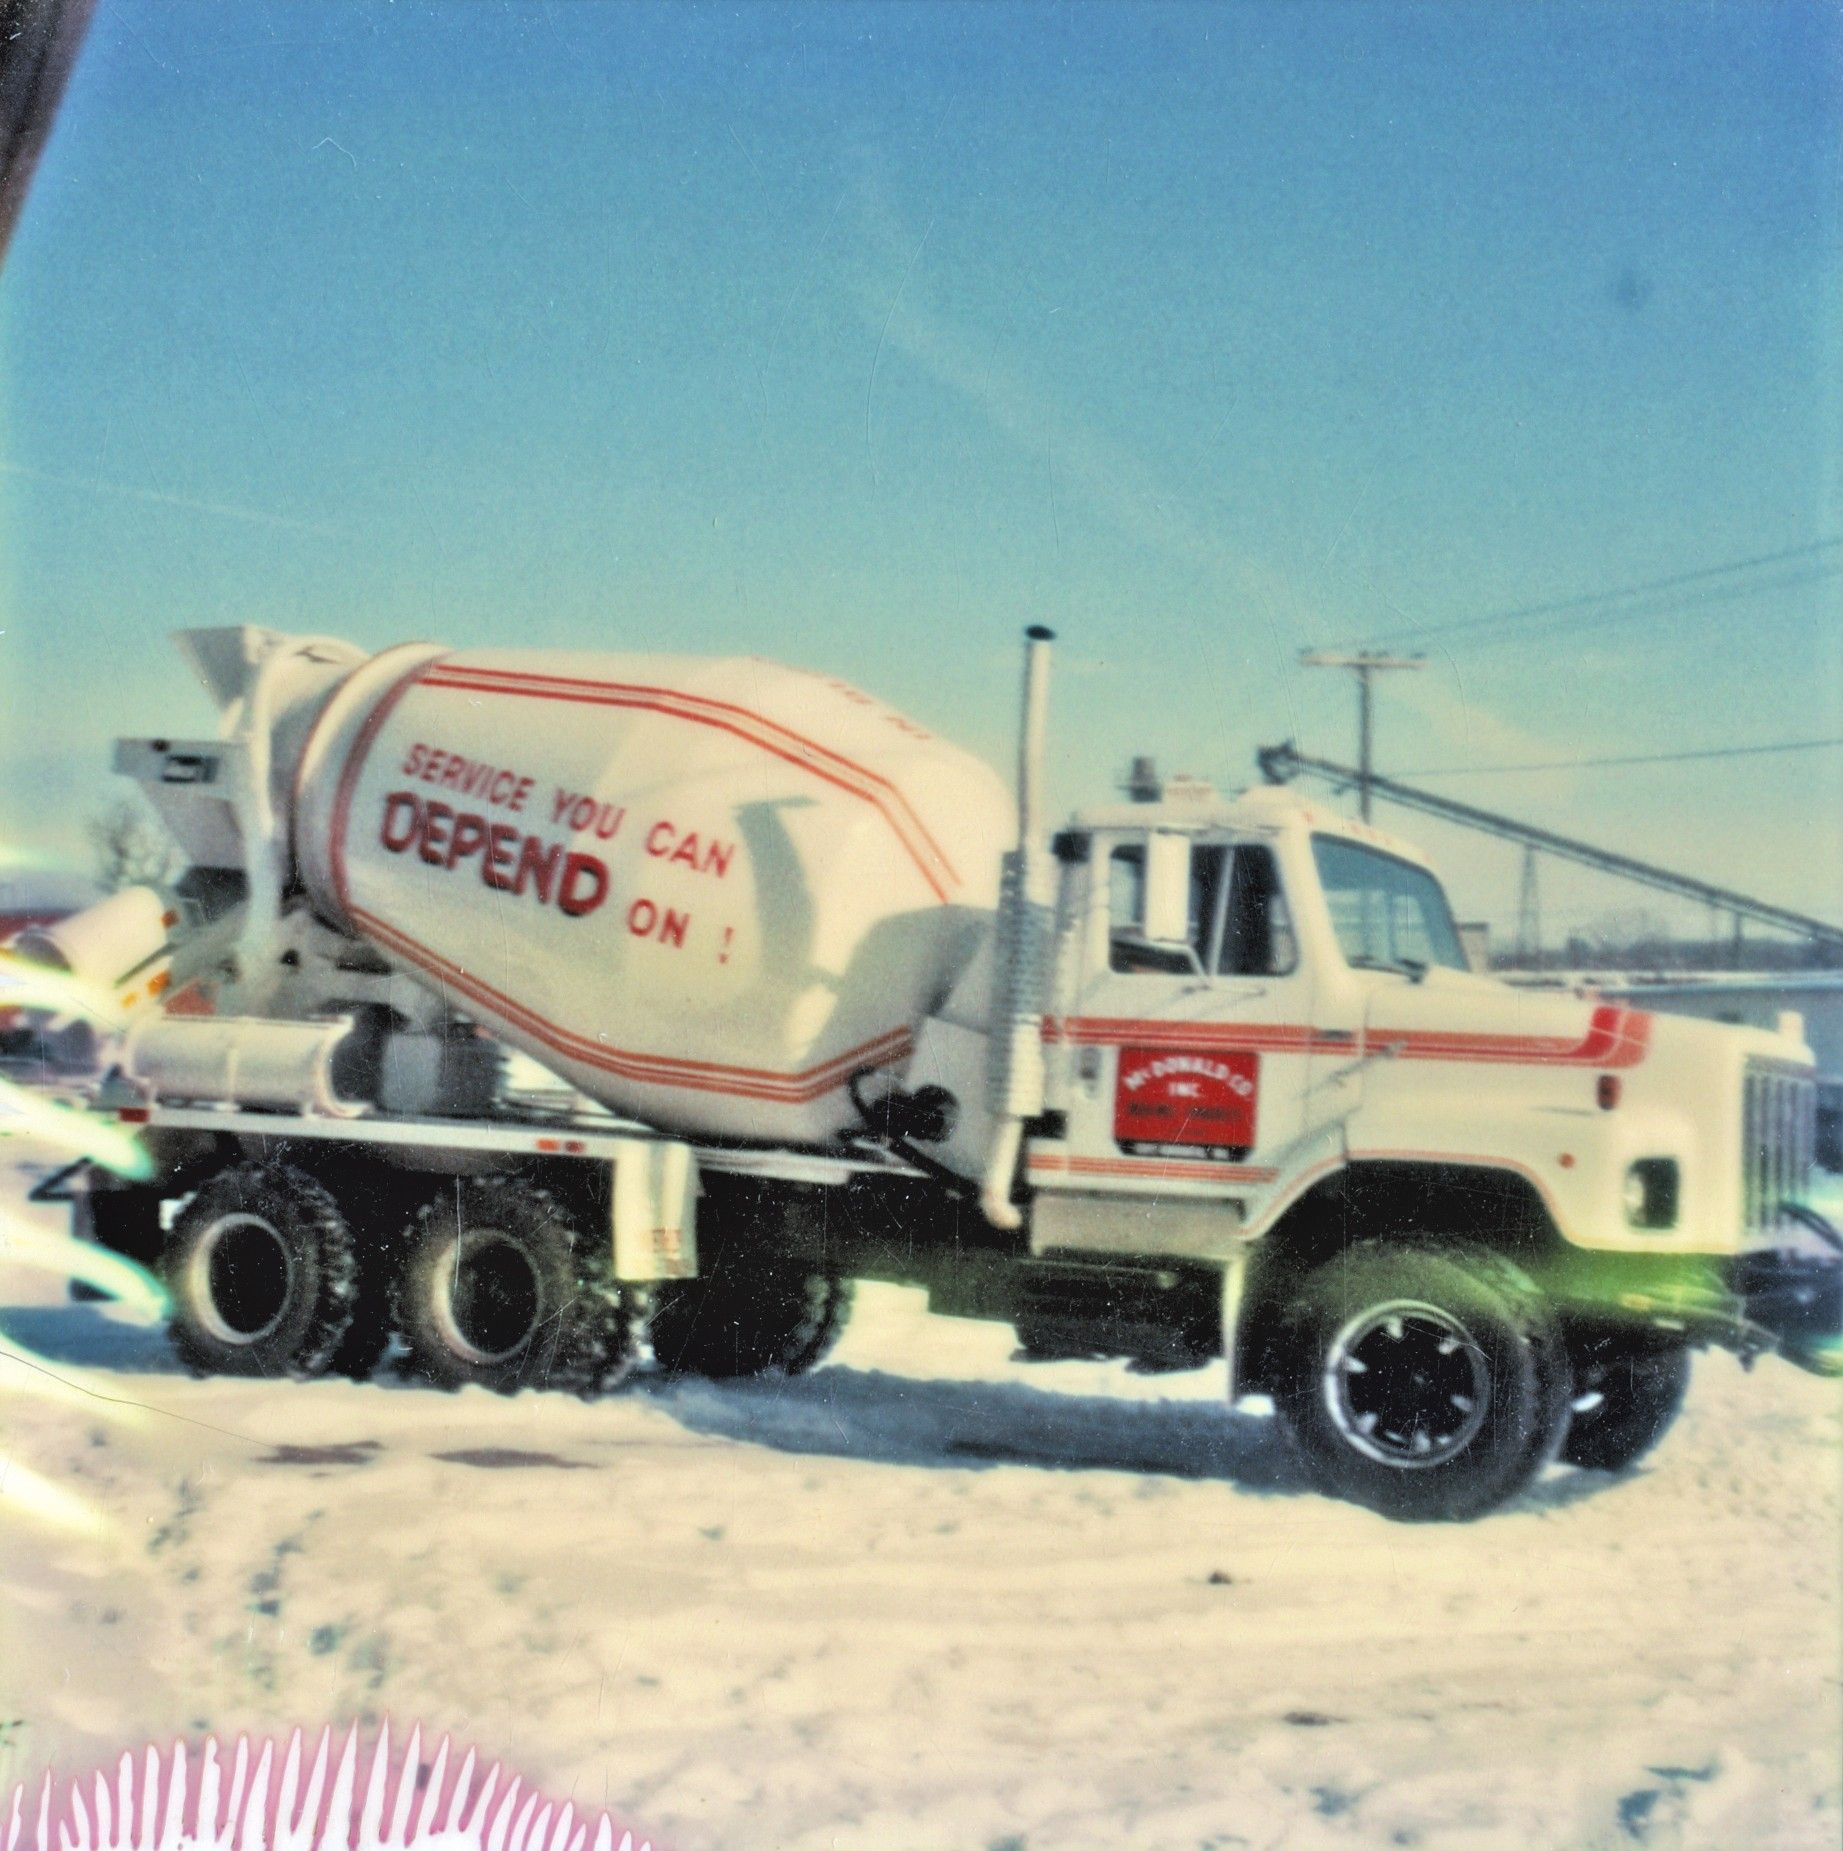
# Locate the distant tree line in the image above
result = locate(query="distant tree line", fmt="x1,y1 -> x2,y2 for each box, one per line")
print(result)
1491,917 -> 1843,975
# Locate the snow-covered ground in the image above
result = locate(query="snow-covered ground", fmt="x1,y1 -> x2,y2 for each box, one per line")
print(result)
2,1144 -> 1838,1851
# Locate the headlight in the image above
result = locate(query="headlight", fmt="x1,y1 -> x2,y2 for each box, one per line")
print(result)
1623,1158 -> 1679,1230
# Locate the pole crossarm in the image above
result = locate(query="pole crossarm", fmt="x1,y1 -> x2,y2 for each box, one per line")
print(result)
1257,741 -> 1843,952
1297,649 -> 1424,823
1296,652 -> 1428,672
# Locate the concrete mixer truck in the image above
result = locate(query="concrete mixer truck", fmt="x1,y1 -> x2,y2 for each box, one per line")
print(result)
20,624 -> 1842,1520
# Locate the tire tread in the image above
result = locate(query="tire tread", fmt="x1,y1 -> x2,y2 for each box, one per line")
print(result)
162,1161 -> 358,1379
1275,1237 -> 1573,1522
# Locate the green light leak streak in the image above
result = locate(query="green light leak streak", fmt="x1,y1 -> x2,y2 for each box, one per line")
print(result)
0,1077 -> 152,1178
0,950 -> 126,1027
0,988 -> 157,1536
0,1215 -> 165,1321
0,1206 -> 163,1503
0,959 -> 147,1175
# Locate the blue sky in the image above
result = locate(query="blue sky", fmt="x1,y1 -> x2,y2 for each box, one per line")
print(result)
2,0 -> 1839,945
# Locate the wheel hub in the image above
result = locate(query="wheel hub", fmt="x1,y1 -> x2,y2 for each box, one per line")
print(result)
1322,1298 -> 1490,1468
191,1213 -> 295,1345
433,1231 -> 545,1365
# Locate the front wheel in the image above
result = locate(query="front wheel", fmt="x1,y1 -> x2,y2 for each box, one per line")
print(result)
1560,1335 -> 1690,1471
1275,1241 -> 1573,1522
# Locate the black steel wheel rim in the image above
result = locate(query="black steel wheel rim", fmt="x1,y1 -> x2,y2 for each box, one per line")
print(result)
434,1231 -> 545,1365
1321,1298 -> 1491,1468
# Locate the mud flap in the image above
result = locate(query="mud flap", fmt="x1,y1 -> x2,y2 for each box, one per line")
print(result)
609,1137 -> 699,1282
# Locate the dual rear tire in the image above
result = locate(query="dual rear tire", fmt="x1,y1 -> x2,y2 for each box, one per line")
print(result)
159,1163 -> 840,1395
392,1178 -> 635,1395
161,1162 -> 373,1380
650,1254 -> 853,1380
649,1183 -> 853,1380
162,1164 -> 633,1395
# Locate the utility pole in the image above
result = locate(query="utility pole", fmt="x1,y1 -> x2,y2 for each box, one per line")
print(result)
1299,650 -> 1425,821
1516,845 -> 1542,967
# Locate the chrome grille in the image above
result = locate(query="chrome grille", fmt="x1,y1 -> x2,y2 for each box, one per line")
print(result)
1742,1061 -> 1816,1239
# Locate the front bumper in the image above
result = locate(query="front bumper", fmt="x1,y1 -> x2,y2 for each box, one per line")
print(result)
1730,1208 -> 1843,1377
1545,1209 -> 1843,1377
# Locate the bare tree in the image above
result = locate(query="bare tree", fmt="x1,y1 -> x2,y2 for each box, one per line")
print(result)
87,798 -> 179,892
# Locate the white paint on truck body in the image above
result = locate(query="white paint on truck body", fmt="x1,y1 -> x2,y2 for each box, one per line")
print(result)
1023,785 -> 1819,1263
111,626 -> 1822,1273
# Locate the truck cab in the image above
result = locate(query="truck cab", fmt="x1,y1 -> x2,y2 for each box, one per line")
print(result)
1013,776 -> 1823,1281
898,766 -> 1840,1516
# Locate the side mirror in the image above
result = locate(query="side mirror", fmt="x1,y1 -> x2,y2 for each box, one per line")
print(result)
1141,831 -> 1193,950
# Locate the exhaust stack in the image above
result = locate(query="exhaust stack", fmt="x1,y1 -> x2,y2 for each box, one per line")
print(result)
981,626 -> 1056,1229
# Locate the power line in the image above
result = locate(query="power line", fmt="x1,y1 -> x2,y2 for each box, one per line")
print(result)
1355,536 -> 1843,648
1401,735 -> 1843,778
1496,561 -> 1843,649
1370,538 -> 1841,646
1333,558 -> 1843,660
1258,741 -> 1843,948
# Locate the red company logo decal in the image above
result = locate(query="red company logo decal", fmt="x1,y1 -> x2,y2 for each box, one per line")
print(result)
1114,1046 -> 1258,1157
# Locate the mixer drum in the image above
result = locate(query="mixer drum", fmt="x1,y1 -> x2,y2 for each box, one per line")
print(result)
292,645 -> 1012,1144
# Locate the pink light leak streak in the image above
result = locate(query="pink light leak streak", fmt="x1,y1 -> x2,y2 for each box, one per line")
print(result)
3,1725 -> 656,1851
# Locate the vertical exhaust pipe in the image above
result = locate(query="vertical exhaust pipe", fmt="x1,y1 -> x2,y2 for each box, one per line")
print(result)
1016,624 -> 1055,848
981,625 -> 1056,1229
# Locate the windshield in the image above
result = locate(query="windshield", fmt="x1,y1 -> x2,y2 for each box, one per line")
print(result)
1311,836 -> 1468,973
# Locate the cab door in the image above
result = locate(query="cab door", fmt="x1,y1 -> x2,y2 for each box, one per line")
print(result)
1045,828 -> 1317,1194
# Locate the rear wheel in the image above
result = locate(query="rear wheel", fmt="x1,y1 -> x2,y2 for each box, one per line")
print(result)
1275,1241 -> 1573,1522
650,1186 -> 852,1379
1560,1334 -> 1690,1471
319,1168 -> 421,1381
161,1162 -> 359,1378
394,1178 -> 635,1395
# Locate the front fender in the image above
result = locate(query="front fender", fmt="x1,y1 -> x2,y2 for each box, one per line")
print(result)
1243,1117 -> 1350,1241
1333,1090 -> 1731,1255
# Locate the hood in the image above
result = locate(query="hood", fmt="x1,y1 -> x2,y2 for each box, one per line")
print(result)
1346,964 -> 1814,1256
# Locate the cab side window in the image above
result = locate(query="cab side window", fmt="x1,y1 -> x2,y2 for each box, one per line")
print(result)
1216,846 -> 1297,976
1108,841 -> 1296,977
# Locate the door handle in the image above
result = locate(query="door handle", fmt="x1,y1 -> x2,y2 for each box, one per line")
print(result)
1179,982 -> 1271,1004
